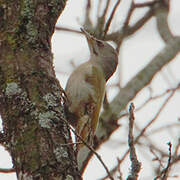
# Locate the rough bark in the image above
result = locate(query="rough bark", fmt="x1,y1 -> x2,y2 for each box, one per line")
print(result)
0,0 -> 81,179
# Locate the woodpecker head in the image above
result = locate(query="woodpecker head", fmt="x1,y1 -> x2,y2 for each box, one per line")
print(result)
81,28 -> 117,58
81,28 -> 118,81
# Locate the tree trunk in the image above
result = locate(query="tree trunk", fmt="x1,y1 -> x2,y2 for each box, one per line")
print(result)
0,0 -> 81,179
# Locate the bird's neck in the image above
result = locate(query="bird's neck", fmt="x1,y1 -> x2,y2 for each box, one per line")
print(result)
92,55 -> 118,81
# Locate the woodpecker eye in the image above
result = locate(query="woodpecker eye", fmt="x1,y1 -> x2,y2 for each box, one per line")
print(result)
96,40 -> 104,48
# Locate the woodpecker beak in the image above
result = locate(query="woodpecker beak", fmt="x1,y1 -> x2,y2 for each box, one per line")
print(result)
81,28 -> 95,45
81,28 -> 97,55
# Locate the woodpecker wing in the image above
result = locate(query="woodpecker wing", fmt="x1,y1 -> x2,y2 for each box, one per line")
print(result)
84,63 -> 106,132
65,61 -> 106,136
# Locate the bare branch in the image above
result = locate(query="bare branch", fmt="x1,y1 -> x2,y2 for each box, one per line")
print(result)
126,8 -> 154,37
154,142 -> 172,180
102,83 -> 179,176
101,38 -> 180,123
150,147 -> 164,168
101,0 -> 111,19
84,0 -> 93,31
0,168 -> 15,173
154,0 -> 174,42
103,0 -> 121,37
54,2 -> 179,178
147,123 -> 180,136
122,1 -> 135,31
96,0 -> 111,36
127,103 -> 141,180
134,85 -> 179,145
134,87 -> 171,113
161,142 -> 172,180
55,26 -> 82,34
52,111 -> 114,180
104,3 -> 154,46
99,160 -> 119,180
78,38 -> 180,173
134,0 -> 158,8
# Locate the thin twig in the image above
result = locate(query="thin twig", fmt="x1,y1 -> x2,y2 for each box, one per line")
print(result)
115,85 -> 179,169
103,0 -> 121,37
134,86 -> 179,145
117,157 -> 123,180
96,0 -> 111,37
84,0 -> 93,30
126,8 -> 154,37
154,0 -> 174,43
150,147 -> 164,168
54,112 -> 114,180
108,84 -> 178,178
55,26 -> 82,34
162,142 -> 172,179
116,1 -> 135,52
154,142 -> 172,180
147,123 -> 180,136
0,168 -> 15,173
135,88 -> 171,112
65,118 -> 114,179
101,0 -> 111,19
127,103 -> 141,180
118,86 -> 173,119
123,1 -> 135,31
134,1 -> 158,8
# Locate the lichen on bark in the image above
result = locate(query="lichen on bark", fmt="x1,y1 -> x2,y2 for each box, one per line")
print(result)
0,0 -> 81,179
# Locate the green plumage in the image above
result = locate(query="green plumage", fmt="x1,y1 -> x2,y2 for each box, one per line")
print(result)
65,29 -> 118,148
